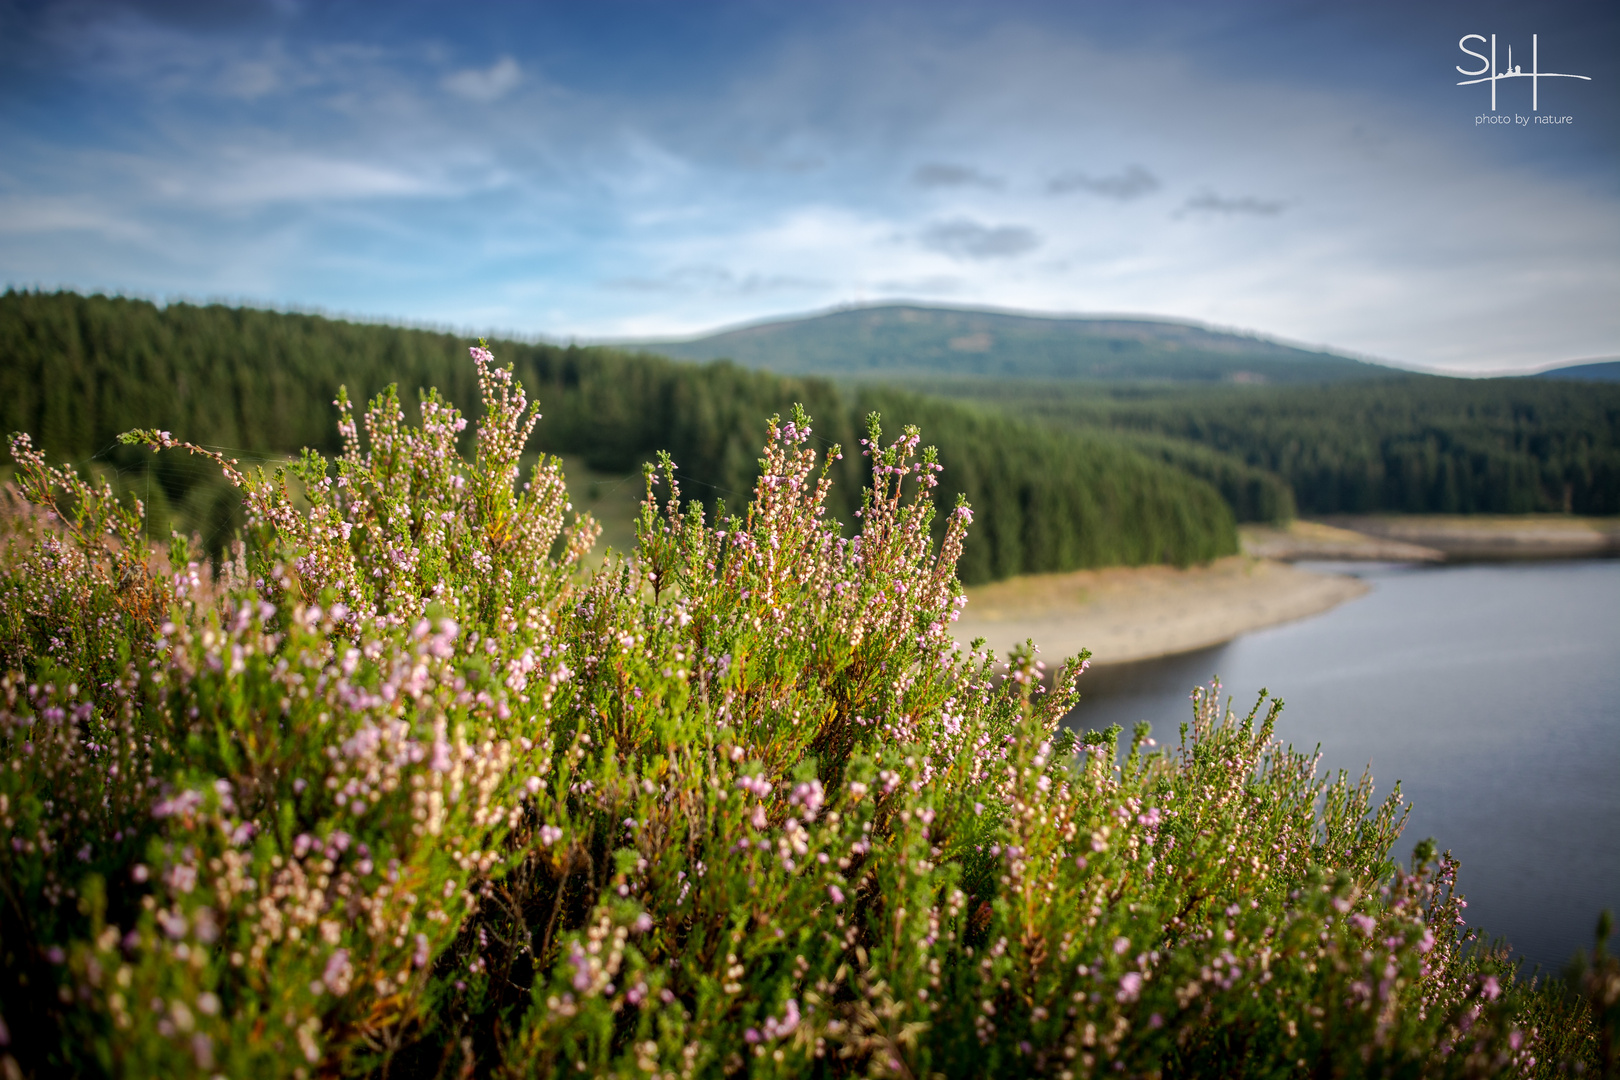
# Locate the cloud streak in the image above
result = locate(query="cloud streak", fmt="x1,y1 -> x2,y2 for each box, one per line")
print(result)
913,163 -> 1003,190
1178,191 -> 1288,217
1048,165 -> 1160,200
601,265 -> 826,295
919,220 -> 1041,260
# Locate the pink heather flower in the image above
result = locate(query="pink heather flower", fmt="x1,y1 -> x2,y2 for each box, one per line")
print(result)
568,944 -> 592,992
828,885 -> 845,904
763,999 -> 800,1039
166,864 -> 197,894
429,737 -> 452,773
413,934 -> 431,969
322,949 -> 353,995
1482,975 -> 1501,1001
790,780 -> 825,819
151,789 -> 203,819
1117,972 -> 1143,1003
539,825 -> 563,846
1113,936 -> 1131,955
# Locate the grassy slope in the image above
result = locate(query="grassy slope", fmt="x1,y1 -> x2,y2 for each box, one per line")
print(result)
631,303 -> 1390,384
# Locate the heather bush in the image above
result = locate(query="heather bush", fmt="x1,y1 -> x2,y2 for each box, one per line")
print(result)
0,345 -> 1601,1078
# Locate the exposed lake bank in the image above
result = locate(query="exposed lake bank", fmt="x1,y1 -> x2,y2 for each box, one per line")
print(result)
953,515 -> 1620,668
1241,515 -> 1620,562
953,554 -> 1368,666
1323,513 -> 1620,560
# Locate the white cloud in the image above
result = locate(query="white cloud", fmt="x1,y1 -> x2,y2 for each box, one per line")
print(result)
442,56 -> 523,103
0,195 -> 153,241
155,153 -> 441,206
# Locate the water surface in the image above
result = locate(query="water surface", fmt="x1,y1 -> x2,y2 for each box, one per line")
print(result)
1062,559 -> 1620,972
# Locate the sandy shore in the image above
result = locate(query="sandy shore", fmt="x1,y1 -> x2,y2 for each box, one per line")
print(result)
952,556 -> 1368,667
1324,514 -> 1620,560
1240,520 -> 1443,562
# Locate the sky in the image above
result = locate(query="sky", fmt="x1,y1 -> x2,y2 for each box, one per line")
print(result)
1,0 -> 1616,374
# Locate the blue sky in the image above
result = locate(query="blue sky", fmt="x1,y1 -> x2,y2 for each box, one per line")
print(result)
1,0 -> 1616,373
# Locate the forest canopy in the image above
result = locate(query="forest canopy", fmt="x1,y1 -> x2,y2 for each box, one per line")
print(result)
917,376 -> 1620,517
0,290 -> 1237,582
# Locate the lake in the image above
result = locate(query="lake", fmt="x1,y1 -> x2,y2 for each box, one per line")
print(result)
1062,558 -> 1620,973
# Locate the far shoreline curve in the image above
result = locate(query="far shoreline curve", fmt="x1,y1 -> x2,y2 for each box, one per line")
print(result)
952,555 -> 1370,668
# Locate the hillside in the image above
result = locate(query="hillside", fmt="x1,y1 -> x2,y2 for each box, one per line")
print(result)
0,289 -> 1238,582
1534,358 -> 1620,382
628,303 -> 1392,384
916,376 -> 1620,516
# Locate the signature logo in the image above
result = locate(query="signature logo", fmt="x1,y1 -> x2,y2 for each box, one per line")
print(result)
1457,34 -> 1591,111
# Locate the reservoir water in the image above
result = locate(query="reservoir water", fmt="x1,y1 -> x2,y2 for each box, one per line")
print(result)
1062,559 -> 1620,973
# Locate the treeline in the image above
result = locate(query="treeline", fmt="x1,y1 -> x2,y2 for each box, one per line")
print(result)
854,389 -> 1235,581
0,289 -> 1236,582
920,376 -> 1620,517
1106,430 -> 1296,524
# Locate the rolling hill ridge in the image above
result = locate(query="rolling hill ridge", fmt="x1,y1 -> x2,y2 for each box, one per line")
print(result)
626,303 -> 1395,384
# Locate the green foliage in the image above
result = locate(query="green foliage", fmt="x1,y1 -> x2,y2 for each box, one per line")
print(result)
1559,910 -> 1619,1076
917,376 -> 1620,517
1095,430 -> 1295,525
854,389 -> 1238,581
0,289 -> 1237,581
0,348 -> 1593,1077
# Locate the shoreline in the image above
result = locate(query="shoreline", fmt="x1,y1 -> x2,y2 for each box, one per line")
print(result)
952,555 -> 1368,667
1322,514 -> 1620,560
953,514 -> 1620,668
1242,515 -> 1620,562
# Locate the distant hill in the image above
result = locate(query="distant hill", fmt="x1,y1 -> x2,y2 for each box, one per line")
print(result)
626,304 -> 1394,384
1532,359 -> 1620,382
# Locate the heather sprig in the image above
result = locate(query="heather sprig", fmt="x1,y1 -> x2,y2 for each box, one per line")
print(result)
120,342 -> 599,639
